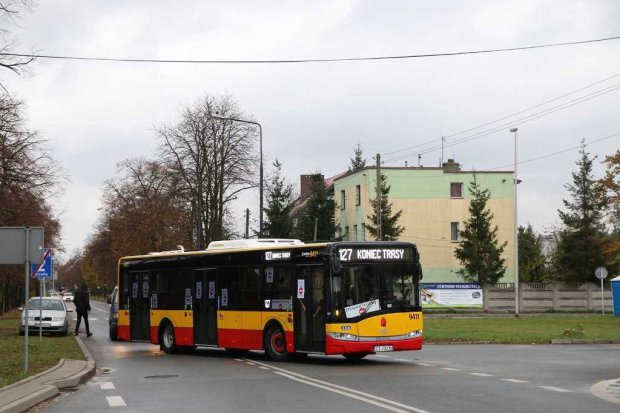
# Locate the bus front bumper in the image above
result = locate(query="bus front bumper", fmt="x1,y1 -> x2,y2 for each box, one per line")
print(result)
325,332 -> 423,355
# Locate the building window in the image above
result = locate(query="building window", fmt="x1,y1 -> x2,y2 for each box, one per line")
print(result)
361,223 -> 366,241
345,226 -> 349,241
355,185 -> 361,206
353,225 -> 358,241
340,190 -> 346,209
451,222 -> 460,241
450,182 -> 463,198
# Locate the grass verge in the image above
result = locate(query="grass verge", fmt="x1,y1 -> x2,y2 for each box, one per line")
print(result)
0,311 -> 85,388
424,315 -> 620,343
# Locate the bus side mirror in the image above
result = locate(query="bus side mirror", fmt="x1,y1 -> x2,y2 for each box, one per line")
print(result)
414,262 -> 423,280
332,276 -> 342,293
330,252 -> 342,274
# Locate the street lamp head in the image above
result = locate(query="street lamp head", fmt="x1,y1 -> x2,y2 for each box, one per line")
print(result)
212,111 -> 228,120
510,128 -> 518,133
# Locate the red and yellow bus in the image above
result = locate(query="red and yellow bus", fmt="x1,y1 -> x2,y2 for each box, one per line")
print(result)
116,239 -> 423,361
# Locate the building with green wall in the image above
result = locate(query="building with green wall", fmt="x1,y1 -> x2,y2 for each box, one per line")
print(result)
333,159 -> 515,283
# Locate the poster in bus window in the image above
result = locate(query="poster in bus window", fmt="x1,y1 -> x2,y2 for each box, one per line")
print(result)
184,288 -> 192,307
221,288 -> 228,307
208,281 -> 215,299
266,267 -> 274,284
420,283 -> 483,309
297,279 -> 305,299
151,293 -> 158,309
142,281 -> 149,298
132,282 -> 138,299
196,281 -> 202,299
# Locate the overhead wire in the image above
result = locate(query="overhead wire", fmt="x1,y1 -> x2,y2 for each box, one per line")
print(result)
1,35 -> 619,64
381,70 -> 620,158
384,82 -> 620,163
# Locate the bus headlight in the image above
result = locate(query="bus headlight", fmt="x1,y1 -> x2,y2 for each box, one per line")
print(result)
408,330 -> 423,338
327,332 -> 359,341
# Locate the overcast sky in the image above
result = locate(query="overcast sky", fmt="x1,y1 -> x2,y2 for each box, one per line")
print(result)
4,0 -> 620,259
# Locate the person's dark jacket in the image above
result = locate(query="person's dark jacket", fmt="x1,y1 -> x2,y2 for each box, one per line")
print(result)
74,291 -> 91,313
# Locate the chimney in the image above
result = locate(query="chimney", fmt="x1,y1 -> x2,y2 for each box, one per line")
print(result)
442,158 -> 461,173
300,174 -> 323,201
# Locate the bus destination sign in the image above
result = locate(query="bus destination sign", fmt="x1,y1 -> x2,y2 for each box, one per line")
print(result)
265,251 -> 291,261
338,248 -> 406,262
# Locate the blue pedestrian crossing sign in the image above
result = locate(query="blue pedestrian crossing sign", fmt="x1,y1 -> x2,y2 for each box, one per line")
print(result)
31,249 -> 53,278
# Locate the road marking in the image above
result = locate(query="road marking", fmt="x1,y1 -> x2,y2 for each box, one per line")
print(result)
539,386 -> 571,393
441,367 -> 462,372
413,362 -> 435,367
245,362 -> 256,366
396,358 -> 411,362
468,373 -> 494,377
501,379 -> 529,384
259,366 -> 270,370
234,359 -> 244,362
249,359 -> 432,413
99,382 -> 115,390
106,396 -> 126,407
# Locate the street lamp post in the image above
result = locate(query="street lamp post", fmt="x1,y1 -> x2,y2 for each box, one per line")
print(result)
510,127 -> 519,316
212,113 -> 263,237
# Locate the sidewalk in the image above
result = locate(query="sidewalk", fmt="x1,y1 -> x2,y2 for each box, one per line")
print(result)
0,336 -> 96,413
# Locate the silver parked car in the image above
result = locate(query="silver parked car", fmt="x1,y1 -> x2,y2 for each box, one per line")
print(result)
19,297 -> 73,336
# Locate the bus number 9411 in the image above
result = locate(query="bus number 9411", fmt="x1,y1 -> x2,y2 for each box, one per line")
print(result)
409,313 -> 420,320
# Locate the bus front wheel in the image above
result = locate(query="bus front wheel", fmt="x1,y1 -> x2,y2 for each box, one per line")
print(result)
264,325 -> 291,362
160,322 -> 177,354
343,352 -> 368,361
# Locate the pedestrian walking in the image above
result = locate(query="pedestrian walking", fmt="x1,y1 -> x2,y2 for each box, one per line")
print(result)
74,284 -> 93,337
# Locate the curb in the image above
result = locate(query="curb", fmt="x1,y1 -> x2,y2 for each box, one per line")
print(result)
0,335 -> 96,413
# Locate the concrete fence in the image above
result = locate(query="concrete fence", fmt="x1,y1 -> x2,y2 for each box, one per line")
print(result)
483,282 -> 614,313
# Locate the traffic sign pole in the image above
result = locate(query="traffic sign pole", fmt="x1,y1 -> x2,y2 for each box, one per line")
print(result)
595,267 -> 608,315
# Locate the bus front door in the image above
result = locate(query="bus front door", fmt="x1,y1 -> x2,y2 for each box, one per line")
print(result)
129,272 -> 151,342
294,265 -> 326,352
193,269 -> 217,346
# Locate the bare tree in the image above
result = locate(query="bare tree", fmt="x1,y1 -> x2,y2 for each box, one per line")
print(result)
156,94 -> 258,248
0,1 -> 35,78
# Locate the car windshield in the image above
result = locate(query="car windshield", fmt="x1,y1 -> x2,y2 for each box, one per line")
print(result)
27,299 -> 65,311
330,263 -> 418,321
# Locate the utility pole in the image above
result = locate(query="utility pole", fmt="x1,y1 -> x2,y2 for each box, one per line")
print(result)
244,209 -> 250,239
313,218 -> 318,241
375,153 -> 382,241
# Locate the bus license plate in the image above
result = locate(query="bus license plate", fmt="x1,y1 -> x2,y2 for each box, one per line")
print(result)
374,345 -> 393,352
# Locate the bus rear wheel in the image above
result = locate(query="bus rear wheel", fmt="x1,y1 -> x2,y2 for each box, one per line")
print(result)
160,322 -> 177,354
264,325 -> 291,362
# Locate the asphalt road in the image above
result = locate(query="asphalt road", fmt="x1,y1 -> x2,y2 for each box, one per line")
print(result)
35,301 -> 620,413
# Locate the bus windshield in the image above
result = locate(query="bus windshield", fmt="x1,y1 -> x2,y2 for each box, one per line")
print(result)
330,263 -> 419,322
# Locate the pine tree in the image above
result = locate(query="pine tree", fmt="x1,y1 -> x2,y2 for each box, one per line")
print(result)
262,159 -> 295,238
454,174 -> 507,284
366,174 -> 404,241
518,225 -> 546,282
598,150 -> 620,231
556,142 -> 608,282
294,174 -> 336,241
348,143 -> 366,172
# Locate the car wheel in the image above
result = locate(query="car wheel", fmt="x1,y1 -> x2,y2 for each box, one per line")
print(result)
109,325 -> 118,341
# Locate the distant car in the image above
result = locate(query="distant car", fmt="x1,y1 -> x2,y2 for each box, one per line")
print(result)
62,292 -> 74,302
108,286 -> 119,341
19,297 -> 73,336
